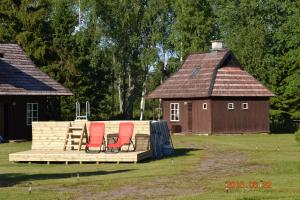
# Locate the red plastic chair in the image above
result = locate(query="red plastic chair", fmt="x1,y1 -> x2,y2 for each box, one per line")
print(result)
107,122 -> 135,152
85,122 -> 106,153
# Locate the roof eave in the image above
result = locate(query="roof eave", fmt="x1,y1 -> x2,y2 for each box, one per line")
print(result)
0,91 -> 73,96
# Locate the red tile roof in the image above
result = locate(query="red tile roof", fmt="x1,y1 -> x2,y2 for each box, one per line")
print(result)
0,43 -> 72,96
147,50 -> 274,99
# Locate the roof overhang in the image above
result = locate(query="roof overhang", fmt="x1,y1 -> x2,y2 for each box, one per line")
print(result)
0,91 -> 73,96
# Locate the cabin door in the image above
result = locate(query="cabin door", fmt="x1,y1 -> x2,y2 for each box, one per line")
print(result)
187,102 -> 193,132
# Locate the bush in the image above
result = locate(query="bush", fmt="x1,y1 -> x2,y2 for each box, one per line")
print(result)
270,110 -> 296,133
295,129 -> 300,144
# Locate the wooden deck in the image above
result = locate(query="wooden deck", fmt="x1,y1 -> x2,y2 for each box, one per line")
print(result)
9,120 -> 152,164
9,150 -> 152,164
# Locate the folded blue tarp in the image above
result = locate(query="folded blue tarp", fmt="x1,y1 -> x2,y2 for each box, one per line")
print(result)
151,120 -> 174,159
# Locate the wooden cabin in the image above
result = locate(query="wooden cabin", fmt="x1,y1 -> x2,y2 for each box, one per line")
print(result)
0,43 -> 72,140
147,41 -> 275,134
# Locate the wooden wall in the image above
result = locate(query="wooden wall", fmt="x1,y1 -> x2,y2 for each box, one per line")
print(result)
191,100 -> 212,133
162,98 -> 270,134
0,96 -> 48,140
163,100 -> 185,133
211,98 -> 270,133
163,99 -> 211,133
32,121 -> 69,150
32,120 -> 151,150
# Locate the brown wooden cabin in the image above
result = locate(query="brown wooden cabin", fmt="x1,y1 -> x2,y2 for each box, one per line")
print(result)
147,41 -> 275,134
0,43 -> 72,140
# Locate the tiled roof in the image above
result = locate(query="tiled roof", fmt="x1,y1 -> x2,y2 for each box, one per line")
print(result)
0,43 -> 72,96
147,50 -> 274,99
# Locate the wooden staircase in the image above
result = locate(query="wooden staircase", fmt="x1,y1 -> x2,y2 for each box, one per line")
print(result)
63,121 -> 88,151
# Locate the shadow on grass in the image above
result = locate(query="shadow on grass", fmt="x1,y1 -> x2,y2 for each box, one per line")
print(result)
0,169 -> 134,187
172,148 -> 203,158
141,148 -> 203,163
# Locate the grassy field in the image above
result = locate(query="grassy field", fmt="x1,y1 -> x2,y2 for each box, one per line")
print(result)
0,134 -> 299,200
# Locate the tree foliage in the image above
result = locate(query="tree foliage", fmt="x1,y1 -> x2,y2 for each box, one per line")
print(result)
0,0 -> 298,124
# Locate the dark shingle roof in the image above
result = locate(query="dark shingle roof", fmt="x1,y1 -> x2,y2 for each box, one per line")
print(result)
0,43 -> 72,96
147,50 -> 274,99
211,67 -> 274,96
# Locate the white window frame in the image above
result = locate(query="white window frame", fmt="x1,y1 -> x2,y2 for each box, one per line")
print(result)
202,103 -> 208,110
170,103 -> 180,122
242,103 -> 249,110
227,103 -> 234,110
26,103 -> 39,126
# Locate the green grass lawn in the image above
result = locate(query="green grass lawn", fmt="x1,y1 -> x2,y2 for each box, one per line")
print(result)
0,134 -> 299,200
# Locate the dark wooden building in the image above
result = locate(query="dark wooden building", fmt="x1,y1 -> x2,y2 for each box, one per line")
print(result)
147,42 -> 275,134
0,43 -> 72,140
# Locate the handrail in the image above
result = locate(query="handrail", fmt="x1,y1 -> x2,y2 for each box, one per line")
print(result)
75,101 -> 90,120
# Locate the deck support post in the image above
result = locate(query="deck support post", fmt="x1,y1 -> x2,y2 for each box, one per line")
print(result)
65,161 -> 68,165
47,161 -> 50,165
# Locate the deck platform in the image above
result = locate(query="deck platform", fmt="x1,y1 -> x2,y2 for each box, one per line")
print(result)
9,150 -> 152,164
9,120 -> 152,164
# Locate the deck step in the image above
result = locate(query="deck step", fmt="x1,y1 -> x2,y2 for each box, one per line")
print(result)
66,139 -> 81,142
67,133 -> 82,136
69,127 -> 83,130
65,144 -> 78,147
65,144 -> 86,148
63,122 -> 87,151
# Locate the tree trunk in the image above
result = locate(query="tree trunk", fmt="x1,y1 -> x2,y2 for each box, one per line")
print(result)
118,74 -> 123,113
125,65 -> 138,119
140,67 -> 148,120
121,59 -> 127,116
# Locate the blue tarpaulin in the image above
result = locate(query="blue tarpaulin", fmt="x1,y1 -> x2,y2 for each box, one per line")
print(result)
151,120 -> 174,159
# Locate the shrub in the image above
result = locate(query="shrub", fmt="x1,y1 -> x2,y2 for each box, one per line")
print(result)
270,110 -> 296,133
295,129 -> 300,144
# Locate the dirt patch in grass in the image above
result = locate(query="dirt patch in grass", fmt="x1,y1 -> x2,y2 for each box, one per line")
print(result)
76,150 -> 267,200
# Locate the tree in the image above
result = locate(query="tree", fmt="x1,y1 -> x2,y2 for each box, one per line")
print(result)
94,0 -> 171,119
47,0 -> 111,120
0,0 -> 51,65
271,0 -> 300,120
170,0 -> 214,61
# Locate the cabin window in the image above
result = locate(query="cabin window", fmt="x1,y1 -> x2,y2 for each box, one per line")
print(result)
227,103 -> 234,110
26,103 -> 38,126
242,103 -> 248,110
170,103 -> 179,121
202,103 -> 208,110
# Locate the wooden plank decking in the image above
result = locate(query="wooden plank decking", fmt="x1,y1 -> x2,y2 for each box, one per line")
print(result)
9,120 -> 152,164
9,150 -> 152,164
